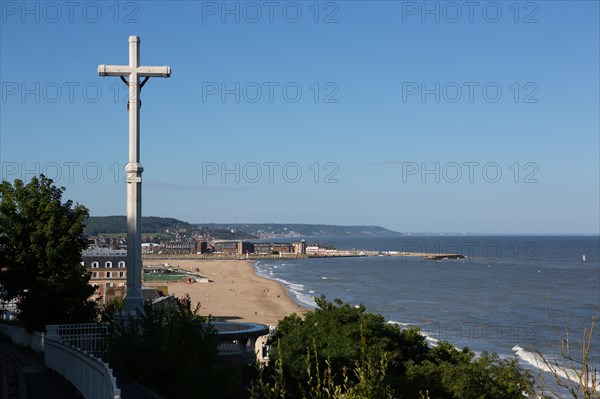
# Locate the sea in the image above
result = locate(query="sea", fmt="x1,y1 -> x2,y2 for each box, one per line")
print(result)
253,235 -> 600,395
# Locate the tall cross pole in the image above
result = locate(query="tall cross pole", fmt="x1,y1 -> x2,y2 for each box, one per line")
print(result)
98,36 -> 171,313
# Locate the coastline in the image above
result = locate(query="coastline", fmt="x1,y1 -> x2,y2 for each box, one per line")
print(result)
143,259 -> 308,326
140,237 -> 599,397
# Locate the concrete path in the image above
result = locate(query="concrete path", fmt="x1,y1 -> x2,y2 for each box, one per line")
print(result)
0,341 -> 78,399
0,341 -> 166,399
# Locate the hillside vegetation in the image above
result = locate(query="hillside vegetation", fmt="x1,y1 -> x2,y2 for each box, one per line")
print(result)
85,217 -> 401,239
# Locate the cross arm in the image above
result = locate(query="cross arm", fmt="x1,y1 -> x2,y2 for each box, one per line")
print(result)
137,66 -> 171,78
98,65 -> 131,77
98,65 -> 171,78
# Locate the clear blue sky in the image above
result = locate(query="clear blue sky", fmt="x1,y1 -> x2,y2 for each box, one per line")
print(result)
1,1 -> 598,234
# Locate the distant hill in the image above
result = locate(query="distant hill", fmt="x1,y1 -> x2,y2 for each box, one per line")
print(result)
85,216 -> 256,240
84,216 -> 191,235
197,223 -> 402,238
85,217 -> 401,239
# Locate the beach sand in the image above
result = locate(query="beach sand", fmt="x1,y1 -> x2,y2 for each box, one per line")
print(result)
143,259 -> 307,326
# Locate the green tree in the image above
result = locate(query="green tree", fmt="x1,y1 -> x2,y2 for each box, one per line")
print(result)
108,299 -> 246,398
0,175 -> 96,331
99,297 -> 125,323
258,297 -> 535,399
270,297 -> 429,397
403,343 -> 535,398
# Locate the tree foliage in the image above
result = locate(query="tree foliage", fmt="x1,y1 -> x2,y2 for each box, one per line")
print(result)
99,297 -> 125,323
402,343 -> 535,398
0,175 -> 96,331
251,331 -> 395,399
273,296 -> 429,394
107,299 -> 247,398
255,297 -> 535,399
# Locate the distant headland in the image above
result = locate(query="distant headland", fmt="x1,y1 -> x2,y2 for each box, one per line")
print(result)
84,216 -> 403,239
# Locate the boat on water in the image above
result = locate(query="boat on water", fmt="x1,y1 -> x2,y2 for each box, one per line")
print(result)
582,254 -> 587,262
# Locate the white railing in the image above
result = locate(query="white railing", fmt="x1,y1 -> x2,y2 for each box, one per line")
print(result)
45,338 -> 121,399
0,324 -> 44,352
46,323 -> 109,355
1,320 -> 270,394
217,340 -> 252,354
0,322 -> 120,399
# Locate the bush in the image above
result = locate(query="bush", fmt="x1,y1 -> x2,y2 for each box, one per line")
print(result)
402,344 -> 535,398
107,300 -> 246,398
253,297 -> 534,399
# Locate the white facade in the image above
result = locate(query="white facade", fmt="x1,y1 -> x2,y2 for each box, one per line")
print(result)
83,245 -> 127,257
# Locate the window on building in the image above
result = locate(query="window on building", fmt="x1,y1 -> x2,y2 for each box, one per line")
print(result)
91,262 -> 99,268
119,272 -> 125,278
106,272 -> 111,278
118,261 -> 126,268
105,261 -> 113,268
92,272 -> 98,278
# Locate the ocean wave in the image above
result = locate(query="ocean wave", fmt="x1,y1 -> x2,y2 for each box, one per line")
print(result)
254,264 -> 275,280
288,283 -> 305,292
512,345 -> 600,392
387,320 -> 441,347
295,292 -> 318,308
383,323 -> 599,393
386,320 -> 413,329
252,261 -> 317,307
268,276 -> 318,308
386,320 -> 483,352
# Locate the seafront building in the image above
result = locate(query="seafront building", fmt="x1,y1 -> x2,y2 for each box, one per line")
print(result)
305,243 -> 338,255
209,240 -> 307,255
80,239 -> 310,303
81,246 -> 127,303
253,242 -> 272,254
293,240 -> 307,254
90,236 -> 311,256
161,241 -> 199,254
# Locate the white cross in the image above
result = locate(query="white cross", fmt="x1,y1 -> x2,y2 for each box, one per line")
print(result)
98,35 -> 171,313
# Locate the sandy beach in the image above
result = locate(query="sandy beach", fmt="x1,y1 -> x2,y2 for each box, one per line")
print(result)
143,259 -> 307,326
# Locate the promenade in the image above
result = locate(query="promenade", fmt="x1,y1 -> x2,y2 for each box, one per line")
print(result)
142,250 -> 465,262
0,341 -> 164,399
0,341 -> 78,399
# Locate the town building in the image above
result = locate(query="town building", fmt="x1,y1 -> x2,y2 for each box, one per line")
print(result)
211,241 -> 253,255
213,241 -> 239,254
271,243 -> 293,254
142,242 -> 161,254
253,243 -> 272,254
292,240 -> 307,254
81,246 -> 127,303
237,241 -> 253,255
305,243 -> 338,255
197,241 -> 208,254
162,241 -> 196,254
